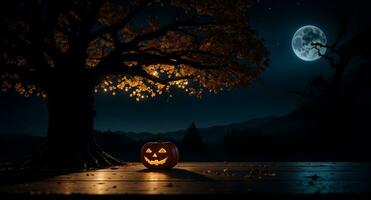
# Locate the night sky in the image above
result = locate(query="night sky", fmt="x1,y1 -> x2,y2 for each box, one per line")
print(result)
1,0 -> 370,135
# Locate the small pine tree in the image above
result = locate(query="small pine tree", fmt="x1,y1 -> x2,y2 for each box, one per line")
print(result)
181,122 -> 205,152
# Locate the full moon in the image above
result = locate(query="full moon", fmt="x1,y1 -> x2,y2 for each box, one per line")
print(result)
292,25 -> 327,61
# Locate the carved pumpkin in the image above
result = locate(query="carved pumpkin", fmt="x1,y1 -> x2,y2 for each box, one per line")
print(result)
140,141 -> 179,169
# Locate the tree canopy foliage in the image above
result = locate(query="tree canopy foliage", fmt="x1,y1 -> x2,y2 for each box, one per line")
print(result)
0,0 -> 268,101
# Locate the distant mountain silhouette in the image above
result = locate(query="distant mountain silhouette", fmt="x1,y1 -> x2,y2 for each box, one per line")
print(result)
0,114 -> 319,145
115,115 -> 317,143
1,114 -> 370,162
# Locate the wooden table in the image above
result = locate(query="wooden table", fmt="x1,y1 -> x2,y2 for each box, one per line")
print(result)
0,162 -> 370,199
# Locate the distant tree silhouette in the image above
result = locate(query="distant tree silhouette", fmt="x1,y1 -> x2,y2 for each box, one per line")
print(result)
181,122 -> 205,152
292,19 -> 371,112
296,18 -> 371,145
223,129 -> 238,154
312,18 -> 371,104
0,0 -> 268,168
290,74 -> 331,120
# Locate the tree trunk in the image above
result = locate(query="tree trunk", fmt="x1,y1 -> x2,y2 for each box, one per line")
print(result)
331,66 -> 345,103
30,76 -> 122,169
324,64 -> 347,147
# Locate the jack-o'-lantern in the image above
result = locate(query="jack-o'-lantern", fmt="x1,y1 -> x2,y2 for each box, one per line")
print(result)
140,141 -> 179,169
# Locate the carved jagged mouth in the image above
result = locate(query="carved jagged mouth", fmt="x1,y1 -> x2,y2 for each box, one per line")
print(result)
144,156 -> 168,166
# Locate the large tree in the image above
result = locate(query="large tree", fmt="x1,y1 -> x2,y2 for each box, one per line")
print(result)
0,0 -> 268,168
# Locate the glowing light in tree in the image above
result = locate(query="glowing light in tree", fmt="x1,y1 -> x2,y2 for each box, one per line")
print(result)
1,0 -> 268,101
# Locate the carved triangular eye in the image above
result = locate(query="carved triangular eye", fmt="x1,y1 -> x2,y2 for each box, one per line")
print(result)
146,148 -> 152,153
158,148 -> 167,153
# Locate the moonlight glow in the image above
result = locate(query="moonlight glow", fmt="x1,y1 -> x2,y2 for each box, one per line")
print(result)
292,25 -> 327,61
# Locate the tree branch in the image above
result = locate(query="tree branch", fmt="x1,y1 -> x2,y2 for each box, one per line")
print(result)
88,0 -> 150,45
92,56 -> 192,85
332,17 -> 348,50
118,19 -> 217,52
122,52 -> 226,70
139,47 -> 222,58
130,65 -> 192,85
311,43 -> 336,67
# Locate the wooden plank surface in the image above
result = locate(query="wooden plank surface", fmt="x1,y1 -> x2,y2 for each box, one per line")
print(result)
0,162 -> 370,197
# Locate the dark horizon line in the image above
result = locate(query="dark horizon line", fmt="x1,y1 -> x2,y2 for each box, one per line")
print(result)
1,114 -> 283,136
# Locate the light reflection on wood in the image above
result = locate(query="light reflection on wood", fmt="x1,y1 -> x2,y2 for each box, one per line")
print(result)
0,162 -> 369,195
